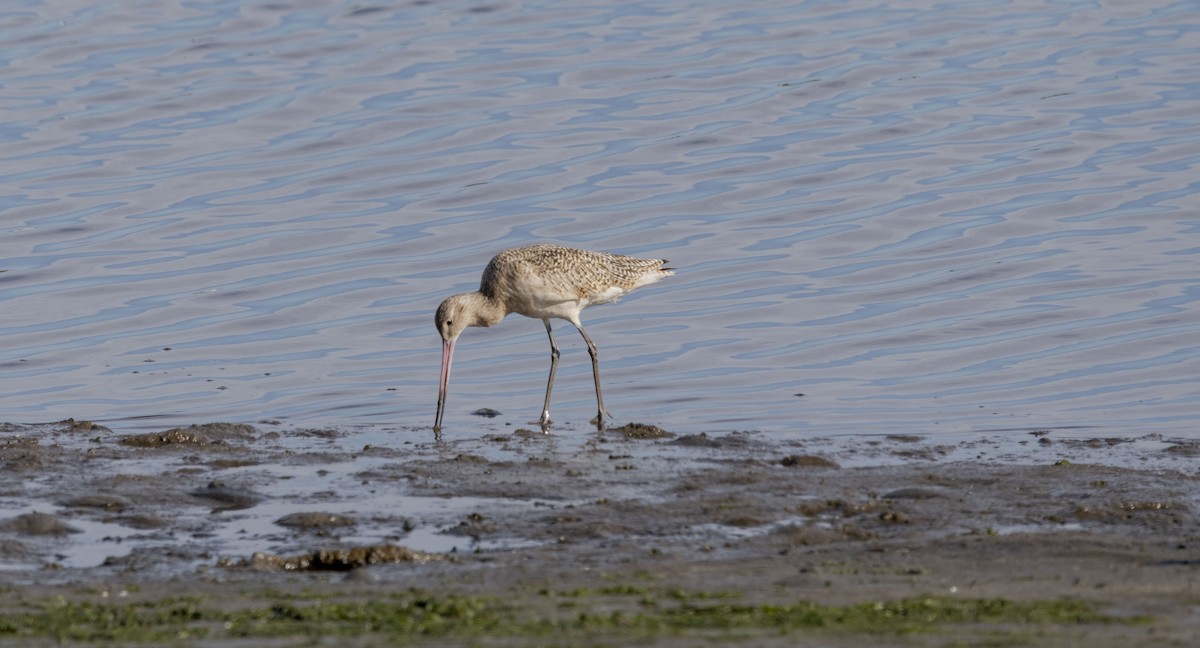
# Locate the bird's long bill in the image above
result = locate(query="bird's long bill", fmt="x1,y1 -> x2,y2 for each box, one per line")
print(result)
434,337 -> 455,432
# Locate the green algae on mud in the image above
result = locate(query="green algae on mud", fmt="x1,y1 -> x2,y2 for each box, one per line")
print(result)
0,588 -> 1140,644
0,591 -> 496,643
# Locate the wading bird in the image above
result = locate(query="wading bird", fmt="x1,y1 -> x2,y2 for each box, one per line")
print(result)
434,244 -> 674,432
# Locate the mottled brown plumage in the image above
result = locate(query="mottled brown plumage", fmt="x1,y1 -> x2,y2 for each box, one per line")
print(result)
434,244 -> 674,433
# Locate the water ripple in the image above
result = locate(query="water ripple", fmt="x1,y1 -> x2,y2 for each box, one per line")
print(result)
1,0 -> 1197,441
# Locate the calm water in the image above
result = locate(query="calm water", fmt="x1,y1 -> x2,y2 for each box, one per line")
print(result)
2,0 -> 1198,441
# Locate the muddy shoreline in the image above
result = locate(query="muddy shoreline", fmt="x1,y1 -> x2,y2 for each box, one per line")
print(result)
1,419 -> 1197,645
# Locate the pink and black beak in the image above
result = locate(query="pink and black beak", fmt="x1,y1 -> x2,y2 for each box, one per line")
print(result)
434,336 -> 456,432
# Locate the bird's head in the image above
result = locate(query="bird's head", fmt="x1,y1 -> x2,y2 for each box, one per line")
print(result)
434,293 -> 475,343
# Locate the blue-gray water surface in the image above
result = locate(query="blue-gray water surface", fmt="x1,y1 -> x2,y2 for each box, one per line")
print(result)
2,0 -> 1198,443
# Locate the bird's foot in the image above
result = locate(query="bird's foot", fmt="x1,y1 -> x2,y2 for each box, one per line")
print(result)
590,411 -> 610,430
533,411 -> 552,434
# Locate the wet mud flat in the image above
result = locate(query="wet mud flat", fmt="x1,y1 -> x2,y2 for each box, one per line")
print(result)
1,420 -> 1198,646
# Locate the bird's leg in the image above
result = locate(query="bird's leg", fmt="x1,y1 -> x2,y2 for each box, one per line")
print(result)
574,324 -> 607,429
537,319 -> 560,431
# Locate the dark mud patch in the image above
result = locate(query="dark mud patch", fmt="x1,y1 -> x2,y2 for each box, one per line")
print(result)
780,454 -> 839,468
275,512 -> 356,530
119,422 -> 258,448
891,445 -> 953,460
885,434 -> 925,443
0,435 -> 43,472
55,418 -> 113,434
113,513 -> 169,530
1062,437 -> 1135,449
609,422 -> 674,439
882,487 -> 946,500
207,458 -> 262,469
0,512 -> 80,536
0,538 -> 31,561
1164,441 -> 1200,457
669,431 -> 758,448
444,512 -> 499,538
1073,500 -> 1189,528
293,427 -> 343,439
230,544 -> 444,571
60,494 -> 130,511
190,481 -> 264,511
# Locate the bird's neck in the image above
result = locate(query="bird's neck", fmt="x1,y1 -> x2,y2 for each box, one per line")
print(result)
463,291 -> 507,328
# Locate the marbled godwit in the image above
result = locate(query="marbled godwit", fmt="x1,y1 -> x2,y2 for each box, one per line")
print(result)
434,244 -> 674,432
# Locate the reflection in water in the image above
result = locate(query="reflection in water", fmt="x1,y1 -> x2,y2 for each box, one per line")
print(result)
0,0 -> 1197,441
